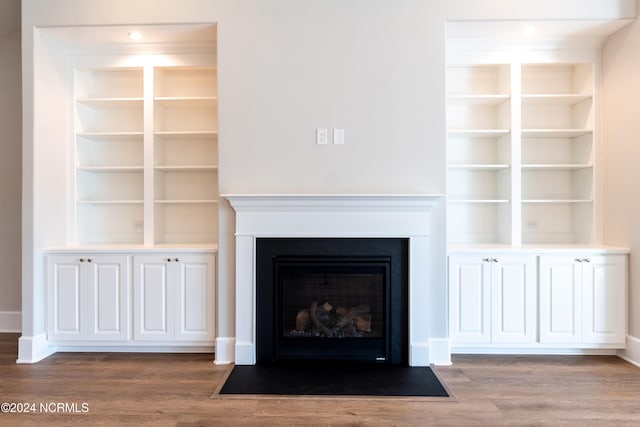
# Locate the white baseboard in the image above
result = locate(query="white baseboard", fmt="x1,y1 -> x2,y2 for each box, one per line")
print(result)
214,337 -> 235,365
618,335 -> 640,368
0,311 -> 21,332
17,333 -> 55,364
429,338 -> 452,366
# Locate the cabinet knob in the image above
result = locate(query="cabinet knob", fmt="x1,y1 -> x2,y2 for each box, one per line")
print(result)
483,258 -> 491,262
575,258 -> 583,262
174,258 -> 180,262
492,258 -> 498,263
167,258 -> 172,262
87,258 -> 92,263
584,258 -> 591,262
79,258 -> 85,263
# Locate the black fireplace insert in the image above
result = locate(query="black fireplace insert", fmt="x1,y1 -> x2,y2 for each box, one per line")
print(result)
256,238 -> 408,364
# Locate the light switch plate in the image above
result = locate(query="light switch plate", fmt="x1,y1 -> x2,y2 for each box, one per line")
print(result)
333,128 -> 344,145
316,128 -> 328,145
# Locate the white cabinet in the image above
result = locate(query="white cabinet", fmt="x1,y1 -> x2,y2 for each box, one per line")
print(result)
47,254 -> 130,341
73,64 -> 219,246
447,62 -> 596,246
133,254 -> 215,342
449,254 -> 537,345
539,255 -> 626,346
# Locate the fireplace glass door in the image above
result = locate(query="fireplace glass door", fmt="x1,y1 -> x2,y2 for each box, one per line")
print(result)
256,238 -> 408,365
275,258 -> 389,362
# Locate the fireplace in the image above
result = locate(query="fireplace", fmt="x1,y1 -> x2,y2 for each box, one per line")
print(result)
220,194 -> 450,367
256,238 -> 408,364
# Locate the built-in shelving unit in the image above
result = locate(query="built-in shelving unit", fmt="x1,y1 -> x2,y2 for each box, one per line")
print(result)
520,63 -> 594,244
446,62 -> 595,246
74,65 -> 218,246
446,64 -> 513,245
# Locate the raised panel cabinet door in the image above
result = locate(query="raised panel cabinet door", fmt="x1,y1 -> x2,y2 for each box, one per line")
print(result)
539,256 -> 582,344
449,256 -> 492,343
85,255 -> 130,341
491,256 -> 537,343
173,254 -> 215,341
133,256 -> 173,341
582,255 -> 627,345
47,256 -> 83,340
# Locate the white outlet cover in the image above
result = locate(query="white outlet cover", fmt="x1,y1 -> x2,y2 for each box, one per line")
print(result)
333,128 -> 344,145
316,128 -> 328,145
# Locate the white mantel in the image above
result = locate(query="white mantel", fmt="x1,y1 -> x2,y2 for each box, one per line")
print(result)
218,194 -> 450,366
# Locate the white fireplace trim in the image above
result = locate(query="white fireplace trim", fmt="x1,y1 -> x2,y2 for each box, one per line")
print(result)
222,194 -> 450,366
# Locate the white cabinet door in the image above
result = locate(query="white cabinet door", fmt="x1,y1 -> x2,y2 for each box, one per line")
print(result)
134,256 -> 173,341
47,257 -> 83,340
85,255 -> 130,341
582,256 -> 626,345
173,254 -> 215,341
491,256 -> 537,344
449,256 -> 491,343
540,255 -> 627,346
47,255 -> 130,341
539,256 -> 582,344
134,254 -> 215,342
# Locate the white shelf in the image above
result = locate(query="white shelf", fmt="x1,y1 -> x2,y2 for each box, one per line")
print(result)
77,200 -> 144,205
447,129 -> 510,138
155,199 -> 219,204
521,94 -> 592,105
77,98 -> 144,108
154,165 -> 217,172
448,164 -> 510,170
448,199 -> 510,204
154,97 -> 217,107
75,64 -> 218,246
447,94 -> 510,105
447,62 -> 596,246
77,166 -> 144,172
521,129 -> 592,138
154,130 -> 218,138
522,164 -> 593,171
522,199 -> 592,204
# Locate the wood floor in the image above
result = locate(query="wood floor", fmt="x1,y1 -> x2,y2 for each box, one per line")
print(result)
2,334 -> 640,426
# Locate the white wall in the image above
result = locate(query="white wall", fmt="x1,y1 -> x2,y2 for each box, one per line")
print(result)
602,0 -> 640,364
0,0 -> 21,332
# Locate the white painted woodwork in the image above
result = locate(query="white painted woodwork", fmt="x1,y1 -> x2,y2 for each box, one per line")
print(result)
449,256 -> 491,343
449,254 -> 536,345
446,61 -> 598,246
223,194 -> 448,366
73,61 -> 218,247
539,256 -> 582,343
491,256 -> 537,343
47,255 -> 129,341
581,256 -> 626,344
134,257 -> 172,341
539,255 -> 626,346
174,255 -> 215,341
134,254 -> 215,342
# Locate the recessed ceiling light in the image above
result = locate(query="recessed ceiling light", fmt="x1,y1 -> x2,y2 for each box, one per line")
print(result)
128,31 -> 143,41
522,25 -> 536,38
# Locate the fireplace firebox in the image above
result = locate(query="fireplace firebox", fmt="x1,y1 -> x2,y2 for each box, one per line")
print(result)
256,238 -> 408,364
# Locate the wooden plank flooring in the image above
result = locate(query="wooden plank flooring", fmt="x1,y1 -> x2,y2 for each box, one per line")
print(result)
2,333 -> 640,426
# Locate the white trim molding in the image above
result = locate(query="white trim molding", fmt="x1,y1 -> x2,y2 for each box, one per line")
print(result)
223,194 -> 449,367
618,335 -> 640,368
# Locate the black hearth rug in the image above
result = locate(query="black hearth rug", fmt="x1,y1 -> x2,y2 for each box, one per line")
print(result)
215,362 -> 449,398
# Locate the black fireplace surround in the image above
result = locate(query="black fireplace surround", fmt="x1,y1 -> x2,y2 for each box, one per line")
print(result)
256,238 -> 409,365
